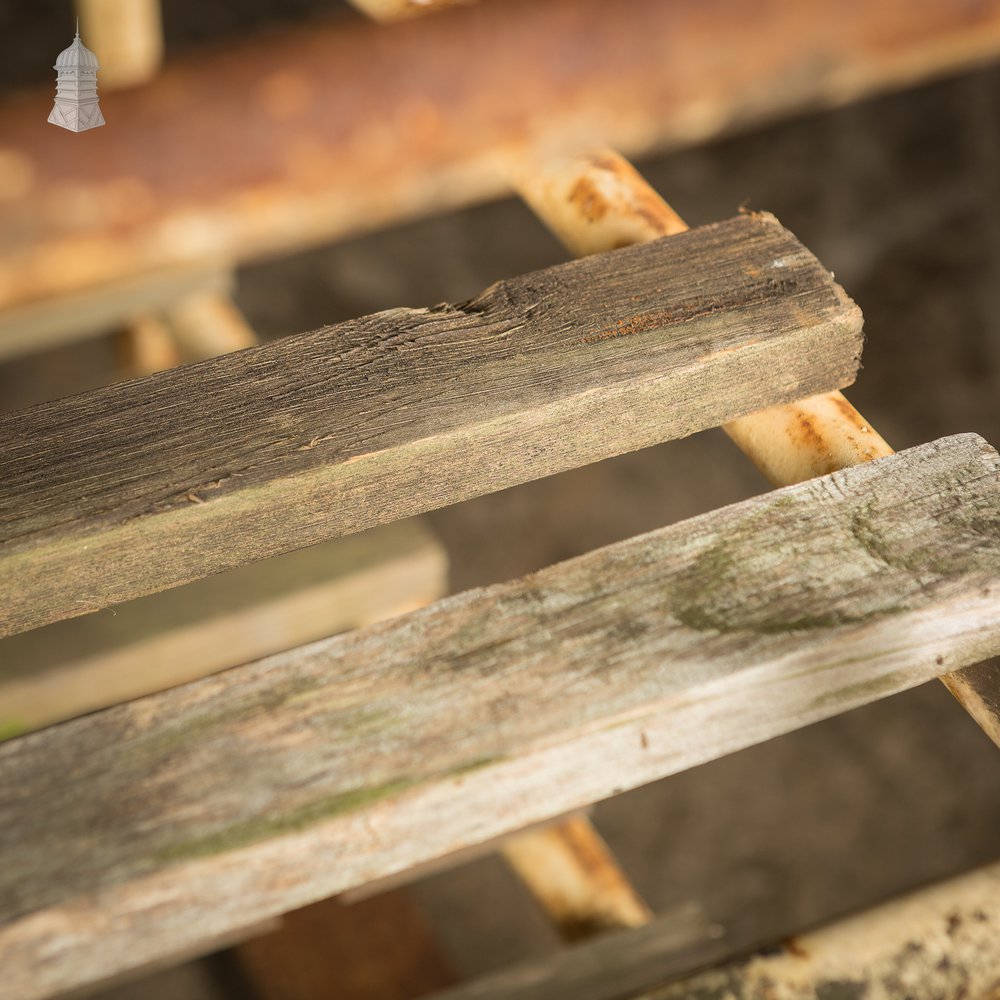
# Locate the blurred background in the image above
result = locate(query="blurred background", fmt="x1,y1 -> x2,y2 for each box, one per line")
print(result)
2,1 -> 1000,998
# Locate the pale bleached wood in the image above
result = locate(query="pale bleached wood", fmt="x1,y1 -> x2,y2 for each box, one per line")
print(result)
2,434 -> 1000,1000
0,519 -> 446,739
512,149 -> 1000,751
0,214 -> 862,639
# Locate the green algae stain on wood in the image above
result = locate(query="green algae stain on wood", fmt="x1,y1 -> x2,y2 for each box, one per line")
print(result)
154,779 -> 418,864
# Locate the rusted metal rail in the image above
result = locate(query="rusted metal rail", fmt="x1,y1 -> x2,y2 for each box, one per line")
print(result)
76,0 -> 163,89
3,0 -> 1000,323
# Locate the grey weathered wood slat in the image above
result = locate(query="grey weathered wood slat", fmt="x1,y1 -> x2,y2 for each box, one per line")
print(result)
2,433 -> 1000,1000
0,519 -> 446,738
427,901 -> 762,1000
0,213 -> 863,638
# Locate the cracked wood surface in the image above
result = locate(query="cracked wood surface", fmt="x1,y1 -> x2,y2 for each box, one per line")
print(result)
0,214 -> 862,638
2,433 -> 1000,1000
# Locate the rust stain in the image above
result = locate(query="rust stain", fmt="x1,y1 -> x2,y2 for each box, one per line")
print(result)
567,177 -> 609,222
784,410 -> 838,475
783,936 -> 809,958
632,199 -> 672,234
258,71 -> 312,121
579,311 -> 672,344
831,393 -> 870,431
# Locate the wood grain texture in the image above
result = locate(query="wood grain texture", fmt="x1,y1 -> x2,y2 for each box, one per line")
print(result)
2,434 -> 1000,1000
0,213 -> 862,638
0,519 -> 446,738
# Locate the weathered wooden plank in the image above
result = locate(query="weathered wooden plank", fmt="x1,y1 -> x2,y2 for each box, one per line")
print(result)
2,434 -> 999,1000
0,519 -> 446,738
426,902 -> 756,1000
0,213 -> 862,638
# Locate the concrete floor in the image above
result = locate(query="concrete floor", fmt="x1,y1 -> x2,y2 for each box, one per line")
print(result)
3,14 -> 1000,997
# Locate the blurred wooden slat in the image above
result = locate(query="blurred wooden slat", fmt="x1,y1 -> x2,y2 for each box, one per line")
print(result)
644,861 -> 1000,1000
429,861 -> 1000,1000
0,265 -> 231,363
116,312 -> 184,376
166,292 -> 258,361
0,519 -> 446,738
346,0 -> 470,21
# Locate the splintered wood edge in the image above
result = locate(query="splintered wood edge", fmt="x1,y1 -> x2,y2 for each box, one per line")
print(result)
1,434 -> 998,1000
0,213 -> 862,637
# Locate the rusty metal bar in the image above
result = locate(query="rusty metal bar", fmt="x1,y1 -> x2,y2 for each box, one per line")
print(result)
164,290 -> 258,360
513,147 -> 1000,747
3,0 -> 1000,321
346,0 -> 471,22
646,861 -> 1000,1000
501,816 -> 653,942
76,0 -> 164,89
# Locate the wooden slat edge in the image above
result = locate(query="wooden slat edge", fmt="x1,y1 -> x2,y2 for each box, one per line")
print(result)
0,214 -> 861,637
